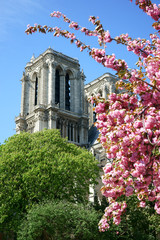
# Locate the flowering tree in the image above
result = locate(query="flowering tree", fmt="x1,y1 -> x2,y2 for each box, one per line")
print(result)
26,0 -> 160,231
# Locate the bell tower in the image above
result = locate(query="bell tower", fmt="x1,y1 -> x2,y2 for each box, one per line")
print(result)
15,48 -> 88,146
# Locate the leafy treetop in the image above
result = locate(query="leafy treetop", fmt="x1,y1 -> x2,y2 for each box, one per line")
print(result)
0,129 -> 99,233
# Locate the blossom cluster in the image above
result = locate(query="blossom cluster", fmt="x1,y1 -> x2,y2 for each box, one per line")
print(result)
134,0 -> 160,21
91,90 -> 160,229
99,201 -> 127,231
134,0 -> 160,31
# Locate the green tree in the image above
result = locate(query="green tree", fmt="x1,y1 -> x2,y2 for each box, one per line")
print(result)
0,129 -> 99,234
17,200 -> 103,240
17,197 -> 160,240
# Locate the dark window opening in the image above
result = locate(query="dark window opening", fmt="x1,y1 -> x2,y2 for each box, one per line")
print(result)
57,119 -> 62,136
74,125 -> 76,142
78,126 -> 80,143
98,89 -> 102,97
35,76 -> 38,105
65,73 -> 70,110
93,103 -> 97,122
55,70 -> 60,104
57,119 -> 60,129
93,112 -> 97,122
71,124 -> 73,141
68,124 -> 71,140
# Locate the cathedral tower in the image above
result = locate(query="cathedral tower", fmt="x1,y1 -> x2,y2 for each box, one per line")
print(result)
15,48 -> 88,146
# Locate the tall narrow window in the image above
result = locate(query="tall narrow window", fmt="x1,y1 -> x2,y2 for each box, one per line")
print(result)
57,119 -> 62,136
35,76 -> 38,105
93,103 -> 97,122
98,89 -> 102,97
77,126 -> 80,143
56,119 -> 60,129
68,123 -> 71,141
71,124 -> 73,141
65,73 -> 70,110
55,69 -> 60,104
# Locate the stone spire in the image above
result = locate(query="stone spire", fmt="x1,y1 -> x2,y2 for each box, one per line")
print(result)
30,54 -> 35,62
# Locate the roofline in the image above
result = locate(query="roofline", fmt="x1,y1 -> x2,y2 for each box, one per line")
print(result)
25,47 -> 80,68
84,72 -> 118,89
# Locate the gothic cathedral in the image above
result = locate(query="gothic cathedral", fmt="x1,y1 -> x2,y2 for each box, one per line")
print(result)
15,47 -> 118,173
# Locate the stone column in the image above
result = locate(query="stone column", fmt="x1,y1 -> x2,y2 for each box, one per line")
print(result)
20,73 -> 26,116
52,65 -> 56,106
84,96 -> 88,114
80,71 -> 85,115
102,85 -> 105,98
80,121 -> 84,144
73,124 -> 76,143
70,77 -> 74,112
91,103 -> 94,126
60,74 -> 65,109
74,78 -> 80,114
47,60 -> 55,106
65,120 -> 68,139
75,124 -> 78,143
29,77 -> 35,114
62,120 -> 66,138
110,82 -> 115,94
48,109 -> 57,130
48,110 -> 52,129
80,119 -> 88,144
53,114 -> 57,129
40,62 -> 48,105
34,110 -> 44,132
84,120 -> 88,143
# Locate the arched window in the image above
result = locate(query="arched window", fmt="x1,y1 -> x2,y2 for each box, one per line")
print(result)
35,76 -> 38,105
93,103 -> 97,122
98,89 -> 102,97
55,69 -> 60,104
65,73 -> 70,110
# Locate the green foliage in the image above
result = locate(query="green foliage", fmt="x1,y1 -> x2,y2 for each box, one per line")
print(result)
0,129 -> 99,233
17,200 -> 104,240
17,196 -> 160,240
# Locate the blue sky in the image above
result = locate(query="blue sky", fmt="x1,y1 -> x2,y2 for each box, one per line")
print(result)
0,0 -> 159,144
